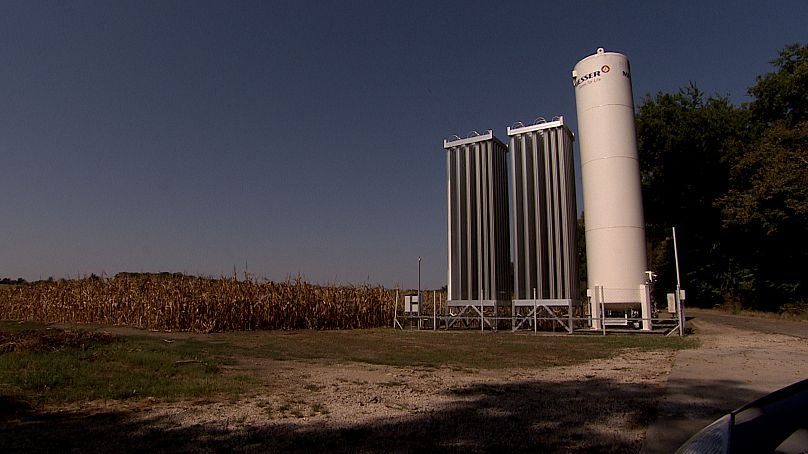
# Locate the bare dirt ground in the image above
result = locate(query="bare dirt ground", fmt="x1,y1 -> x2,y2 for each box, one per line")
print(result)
3,313 -> 807,453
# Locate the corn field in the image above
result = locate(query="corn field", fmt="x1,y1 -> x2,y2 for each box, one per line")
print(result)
0,274 -> 423,332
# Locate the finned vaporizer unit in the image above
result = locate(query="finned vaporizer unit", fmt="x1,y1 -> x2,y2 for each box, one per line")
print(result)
443,131 -> 511,308
508,117 -> 579,307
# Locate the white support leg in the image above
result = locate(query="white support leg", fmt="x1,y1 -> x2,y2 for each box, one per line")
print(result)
589,286 -> 602,331
640,284 -> 652,331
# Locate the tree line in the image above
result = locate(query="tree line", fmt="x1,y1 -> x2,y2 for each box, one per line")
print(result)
635,43 -> 807,312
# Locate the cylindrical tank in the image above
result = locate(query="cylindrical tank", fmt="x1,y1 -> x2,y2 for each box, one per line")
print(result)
572,48 -> 647,298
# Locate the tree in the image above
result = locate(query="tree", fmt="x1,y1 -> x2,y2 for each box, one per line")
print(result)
748,43 -> 808,127
636,43 -> 808,310
716,43 -> 808,308
717,121 -> 808,308
636,84 -> 749,306
721,122 -> 808,236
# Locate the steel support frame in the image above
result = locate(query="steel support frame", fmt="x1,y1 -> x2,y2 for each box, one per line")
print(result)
512,299 -> 573,333
446,300 -> 509,329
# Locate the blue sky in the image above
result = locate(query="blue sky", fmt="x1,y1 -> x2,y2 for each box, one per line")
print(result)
2,1 -> 806,288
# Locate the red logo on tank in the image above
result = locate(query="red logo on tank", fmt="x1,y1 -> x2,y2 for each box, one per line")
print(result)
601,65 -> 610,73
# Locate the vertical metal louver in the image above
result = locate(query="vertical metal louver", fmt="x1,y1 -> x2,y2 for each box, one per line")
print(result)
443,131 -> 511,307
508,117 -> 579,305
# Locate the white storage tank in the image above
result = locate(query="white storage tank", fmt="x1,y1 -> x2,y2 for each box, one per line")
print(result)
572,48 -> 651,330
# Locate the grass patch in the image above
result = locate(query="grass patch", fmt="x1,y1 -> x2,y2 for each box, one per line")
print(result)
0,321 -> 696,406
0,320 -> 51,334
0,323 -> 252,405
211,328 -> 697,370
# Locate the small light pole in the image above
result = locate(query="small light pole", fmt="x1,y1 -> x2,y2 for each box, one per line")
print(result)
417,256 -> 422,327
672,227 -> 684,336
433,290 -> 436,331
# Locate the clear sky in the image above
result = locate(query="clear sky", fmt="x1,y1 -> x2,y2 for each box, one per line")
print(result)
2,1 -> 806,288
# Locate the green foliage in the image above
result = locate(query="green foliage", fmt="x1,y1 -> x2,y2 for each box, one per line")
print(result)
637,43 -> 808,310
718,43 -> 808,309
716,120 -> 808,308
636,84 -> 749,306
721,122 -> 808,234
0,278 -> 27,286
749,43 -> 808,127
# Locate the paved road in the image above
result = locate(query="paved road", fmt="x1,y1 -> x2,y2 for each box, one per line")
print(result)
641,310 -> 808,454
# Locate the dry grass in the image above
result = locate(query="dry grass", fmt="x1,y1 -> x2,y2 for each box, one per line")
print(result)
710,303 -> 808,321
0,274 -> 437,332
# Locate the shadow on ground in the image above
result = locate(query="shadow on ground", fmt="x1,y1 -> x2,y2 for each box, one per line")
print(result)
0,377 -> 755,453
